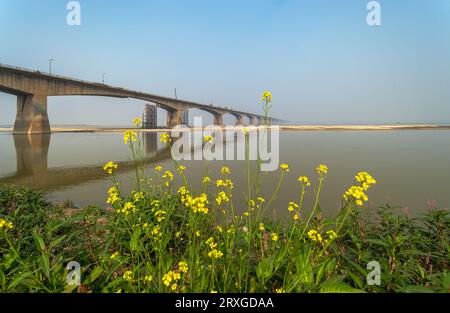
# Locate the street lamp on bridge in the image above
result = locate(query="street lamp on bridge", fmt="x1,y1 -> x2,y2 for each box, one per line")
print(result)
102,72 -> 106,84
48,58 -> 54,75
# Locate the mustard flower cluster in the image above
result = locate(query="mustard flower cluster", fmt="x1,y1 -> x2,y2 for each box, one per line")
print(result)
307,229 -> 323,243
0,218 -> 13,230
178,186 -> 209,214
123,130 -> 137,144
117,202 -> 136,216
206,237 -> 223,259
103,161 -> 118,174
107,186 -> 120,204
261,91 -> 273,102
160,133 -> 171,143
215,191 -> 230,206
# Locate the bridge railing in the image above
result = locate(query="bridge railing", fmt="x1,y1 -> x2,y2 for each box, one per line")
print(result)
0,62 -> 129,91
0,63 -> 267,119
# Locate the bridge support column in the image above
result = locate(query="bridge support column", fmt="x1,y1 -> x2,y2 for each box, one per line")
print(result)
235,115 -> 244,126
167,109 -> 186,128
249,116 -> 259,126
14,94 -> 50,134
213,113 -> 223,127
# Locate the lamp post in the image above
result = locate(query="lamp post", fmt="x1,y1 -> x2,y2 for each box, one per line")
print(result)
102,72 -> 106,84
48,58 -> 54,75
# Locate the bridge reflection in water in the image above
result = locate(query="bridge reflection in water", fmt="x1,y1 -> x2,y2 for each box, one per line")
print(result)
0,133 -> 172,191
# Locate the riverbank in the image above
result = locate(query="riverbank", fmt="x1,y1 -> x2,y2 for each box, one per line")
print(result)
1,124 -> 450,133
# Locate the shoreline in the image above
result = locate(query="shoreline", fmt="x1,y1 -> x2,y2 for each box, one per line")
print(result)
1,124 -> 450,133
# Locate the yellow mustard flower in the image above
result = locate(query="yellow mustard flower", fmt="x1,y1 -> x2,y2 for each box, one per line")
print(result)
216,191 -> 230,206
118,202 -> 136,215
221,166 -> 231,174
355,172 -> 377,191
203,176 -> 211,184
133,191 -> 144,202
307,229 -> 323,242
106,186 -> 120,204
271,233 -> 279,242
316,164 -> 328,176
259,223 -> 265,231
261,91 -> 273,102
160,133 -> 171,143
162,271 -> 173,286
144,275 -> 153,284
123,271 -> 132,282
154,210 -> 167,222
208,249 -> 224,259
280,163 -> 290,173
343,185 -> 369,206
298,176 -> 311,186
123,130 -> 137,144
178,261 -> 188,274
110,251 -> 119,260
326,230 -> 338,240
177,165 -> 186,173
203,135 -> 213,142
154,165 -> 163,172
0,219 -> 13,231
288,201 -> 299,212
103,161 -> 118,174
275,288 -> 285,293
133,117 -> 142,127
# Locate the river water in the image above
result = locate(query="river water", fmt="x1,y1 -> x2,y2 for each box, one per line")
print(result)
0,130 -> 449,217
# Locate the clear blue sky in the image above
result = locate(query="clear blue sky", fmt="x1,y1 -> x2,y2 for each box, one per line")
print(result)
1,0 -> 450,126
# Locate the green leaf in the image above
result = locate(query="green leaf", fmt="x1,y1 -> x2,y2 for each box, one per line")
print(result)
39,254 -> 51,280
130,229 -> 141,252
365,238 -> 390,248
7,271 -> 32,290
319,277 -> 365,293
88,266 -> 104,284
256,256 -> 275,280
295,253 -> 313,284
32,232 -> 46,252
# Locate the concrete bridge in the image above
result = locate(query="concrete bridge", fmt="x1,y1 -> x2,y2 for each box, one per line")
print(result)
0,64 -> 270,134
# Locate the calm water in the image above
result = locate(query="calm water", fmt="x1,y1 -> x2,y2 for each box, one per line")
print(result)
1,130 -> 449,217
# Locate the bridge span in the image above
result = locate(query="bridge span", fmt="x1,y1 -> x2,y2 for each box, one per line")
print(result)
0,64 -> 269,134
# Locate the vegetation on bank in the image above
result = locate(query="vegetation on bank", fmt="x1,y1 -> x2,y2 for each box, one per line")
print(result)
0,92 -> 449,293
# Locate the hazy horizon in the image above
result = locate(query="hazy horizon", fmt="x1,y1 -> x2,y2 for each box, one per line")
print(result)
1,0 -> 450,126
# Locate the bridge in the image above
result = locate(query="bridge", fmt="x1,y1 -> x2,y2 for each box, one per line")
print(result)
0,64 -> 271,134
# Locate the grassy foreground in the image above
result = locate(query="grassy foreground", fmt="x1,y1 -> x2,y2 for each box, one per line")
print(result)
0,93 -> 449,293
0,183 -> 448,293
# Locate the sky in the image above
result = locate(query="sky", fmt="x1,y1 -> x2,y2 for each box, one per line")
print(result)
1,0 -> 450,126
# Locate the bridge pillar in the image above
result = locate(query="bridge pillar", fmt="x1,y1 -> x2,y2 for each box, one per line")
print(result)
213,113 -> 223,127
249,116 -> 259,126
167,109 -> 186,128
14,94 -> 50,134
235,115 -> 244,126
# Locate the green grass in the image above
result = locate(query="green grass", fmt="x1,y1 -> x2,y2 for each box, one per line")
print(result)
0,182 -> 448,293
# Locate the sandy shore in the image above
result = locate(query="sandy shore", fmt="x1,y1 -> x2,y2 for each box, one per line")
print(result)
0,124 -> 449,133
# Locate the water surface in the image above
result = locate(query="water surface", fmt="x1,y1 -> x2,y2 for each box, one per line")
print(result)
1,130 -> 449,217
